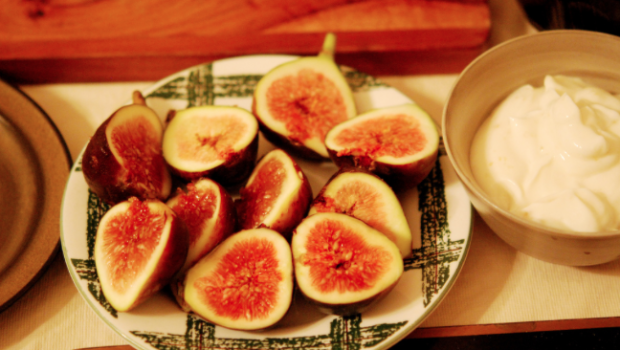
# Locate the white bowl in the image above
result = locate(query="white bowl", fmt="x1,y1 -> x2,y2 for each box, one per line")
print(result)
443,29 -> 620,266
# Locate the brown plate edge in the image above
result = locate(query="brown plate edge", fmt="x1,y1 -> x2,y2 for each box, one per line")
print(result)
0,77 -> 72,313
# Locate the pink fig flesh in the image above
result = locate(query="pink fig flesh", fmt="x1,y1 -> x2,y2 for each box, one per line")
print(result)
167,177 -> 237,273
94,197 -> 189,312
162,105 -> 259,186
235,149 -> 312,239
291,213 -> 403,316
183,228 -> 294,330
82,91 -> 172,204
309,168 -> 413,258
252,34 -> 356,160
325,104 -> 439,191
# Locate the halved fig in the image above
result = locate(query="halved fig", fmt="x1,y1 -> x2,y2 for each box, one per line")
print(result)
82,91 -> 172,204
308,168 -> 412,258
162,105 -> 259,186
183,228 -> 294,330
94,197 -> 189,312
166,178 -> 237,272
291,212 -> 403,316
252,33 -> 357,160
324,103 -> 439,190
235,149 -> 312,239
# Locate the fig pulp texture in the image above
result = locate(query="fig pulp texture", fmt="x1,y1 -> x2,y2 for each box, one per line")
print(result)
235,149 -> 312,239
82,91 -> 172,204
309,168 -> 413,258
94,197 -> 189,312
183,228 -> 294,330
252,33 -> 357,160
325,103 -> 439,190
167,177 -> 237,273
291,212 -> 403,316
162,105 -> 259,186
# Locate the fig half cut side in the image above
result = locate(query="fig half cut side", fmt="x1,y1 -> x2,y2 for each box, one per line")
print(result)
162,105 -> 259,186
252,33 -> 357,160
82,91 -> 172,205
235,149 -> 312,239
167,177 -> 237,273
325,103 -> 439,191
184,228 -> 294,330
308,168 -> 413,258
291,212 -> 403,316
94,197 -> 189,312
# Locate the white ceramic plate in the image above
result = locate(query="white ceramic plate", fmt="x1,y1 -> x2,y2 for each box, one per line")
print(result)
61,55 -> 472,350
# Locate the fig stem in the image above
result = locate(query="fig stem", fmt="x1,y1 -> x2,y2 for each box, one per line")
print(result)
166,109 -> 176,123
319,32 -> 336,62
132,90 -> 147,106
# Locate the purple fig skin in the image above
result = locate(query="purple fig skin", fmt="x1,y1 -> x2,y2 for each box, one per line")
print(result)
82,113 -> 172,205
326,147 -> 438,192
169,179 -> 238,311
251,104 -> 329,162
170,179 -> 238,272
126,208 -> 190,310
305,277 -> 401,316
168,133 -> 259,187
310,167 -> 379,214
82,117 -> 124,204
182,228 -> 294,330
317,166 -> 383,189
270,159 -> 313,239
96,198 -> 190,311
250,33 -> 356,162
291,213 -> 404,316
311,166 -> 414,259
310,167 -> 382,213
207,181 -> 238,253
235,149 -> 313,240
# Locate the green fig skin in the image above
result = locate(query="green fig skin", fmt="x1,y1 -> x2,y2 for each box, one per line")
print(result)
252,33 -> 357,161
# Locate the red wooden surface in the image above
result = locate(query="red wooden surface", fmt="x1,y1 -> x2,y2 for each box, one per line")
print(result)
409,317 -> 620,338
73,317 -> 620,349
0,0 -> 490,83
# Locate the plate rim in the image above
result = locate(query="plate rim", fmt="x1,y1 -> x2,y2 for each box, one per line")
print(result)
0,77 -> 72,313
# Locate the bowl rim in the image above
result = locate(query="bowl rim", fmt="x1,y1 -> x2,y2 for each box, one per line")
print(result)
442,29 -> 620,240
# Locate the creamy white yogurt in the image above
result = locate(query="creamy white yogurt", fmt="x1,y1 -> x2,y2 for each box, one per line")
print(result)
471,75 -> 620,232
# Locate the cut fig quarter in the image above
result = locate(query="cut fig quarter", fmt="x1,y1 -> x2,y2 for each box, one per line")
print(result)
291,212 -> 404,316
162,105 -> 259,186
324,103 -> 440,191
252,32 -> 357,160
308,168 -> 413,258
235,148 -> 312,239
166,177 -> 237,273
94,197 -> 189,312
82,91 -> 172,205
183,228 -> 294,330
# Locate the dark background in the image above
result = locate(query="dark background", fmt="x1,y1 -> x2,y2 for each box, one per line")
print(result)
403,1 -> 620,349
395,327 -> 620,349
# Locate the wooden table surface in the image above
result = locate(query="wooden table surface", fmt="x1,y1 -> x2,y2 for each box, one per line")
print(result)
5,1 -> 620,349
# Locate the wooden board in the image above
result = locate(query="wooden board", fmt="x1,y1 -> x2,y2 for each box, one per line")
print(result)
0,0 -> 490,83
410,317 -> 620,338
